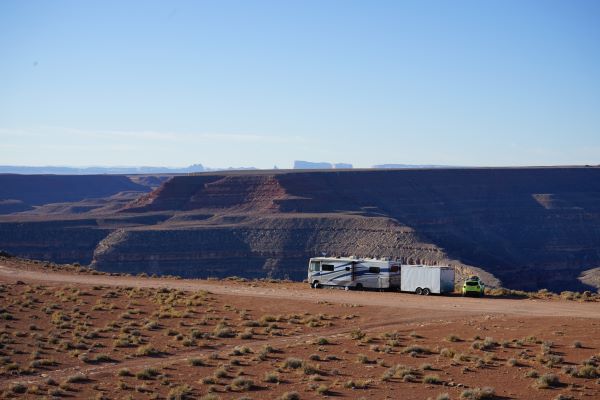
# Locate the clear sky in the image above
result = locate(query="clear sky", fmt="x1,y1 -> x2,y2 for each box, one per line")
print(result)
1,0 -> 599,168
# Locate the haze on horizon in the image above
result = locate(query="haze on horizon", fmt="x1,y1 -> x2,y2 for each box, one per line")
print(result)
1,0 -> 599,169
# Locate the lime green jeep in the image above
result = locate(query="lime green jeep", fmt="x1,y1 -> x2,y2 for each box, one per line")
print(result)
462,276 -> 485,297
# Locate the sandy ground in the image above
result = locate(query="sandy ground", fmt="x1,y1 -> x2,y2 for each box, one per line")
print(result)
0,260 -> 599,399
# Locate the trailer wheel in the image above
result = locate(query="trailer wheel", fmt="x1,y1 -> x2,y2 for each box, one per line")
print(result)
344,286 -> 350,291
415,287 -> 423,295
355,283 -> 363,291
311,281 -> 321,289
422,288 -> 431,296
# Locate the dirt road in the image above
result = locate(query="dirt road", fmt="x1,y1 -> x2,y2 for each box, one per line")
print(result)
1,264 -> 598,319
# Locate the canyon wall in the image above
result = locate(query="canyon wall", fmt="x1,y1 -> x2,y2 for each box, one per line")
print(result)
1,167 -> 599,291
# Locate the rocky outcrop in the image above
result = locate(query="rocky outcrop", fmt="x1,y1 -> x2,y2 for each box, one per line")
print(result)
88,214 -> 492,283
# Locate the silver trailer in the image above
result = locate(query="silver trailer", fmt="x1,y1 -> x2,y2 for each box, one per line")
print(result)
400,265 -> 455,295
308,257 -> 401,290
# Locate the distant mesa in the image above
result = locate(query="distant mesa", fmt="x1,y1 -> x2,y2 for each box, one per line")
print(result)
293,161 -> 353,169
0,164 -> 206,175
372,164 -> 456,169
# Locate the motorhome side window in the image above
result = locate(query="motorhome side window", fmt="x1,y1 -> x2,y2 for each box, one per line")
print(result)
368,266 -> 380,273
322,264 -> 334,271
310,261 -> 320,272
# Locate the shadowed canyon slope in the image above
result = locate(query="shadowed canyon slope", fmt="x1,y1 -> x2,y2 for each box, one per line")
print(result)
1,168 -> 600,291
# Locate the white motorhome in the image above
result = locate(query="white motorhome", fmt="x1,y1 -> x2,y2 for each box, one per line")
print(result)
307,257 -> 401,290
400,265 -> 455,295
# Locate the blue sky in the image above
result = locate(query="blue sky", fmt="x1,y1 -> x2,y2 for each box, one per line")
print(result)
1,0 -> 599,168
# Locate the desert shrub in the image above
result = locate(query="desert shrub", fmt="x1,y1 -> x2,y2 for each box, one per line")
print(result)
420,363 -> 433,370
507,358 -> 518,367
66,373 -> 88,383
316,337 -> 329,345
283,357 -> 304,369
213,324 -> 235,338
143,320 -> 160,330
10,383 -> 27,394
190,358 -> 206,367
460,387 -> 495,399
94,353 -> 113,362
199,394 -> 219,400
40,374 -> 57,385
436,394 -> 451,400
525,370 -> 539,378
471,337 -> 497,351
423,374 -> 442,384
402,345 -> 429,354
543,354 -> 564,367
0,312 -> 14,320
214,367 -> 228,378
135,345 -> 161,357
315,384 -> 330,395
536,373 -> 559,388
238,329 -> 253,339
231,377 -> 254,391
259,314 -> 277,324
230,345 -> 252,356
345,379 -> 370,389
561,365 -> 577,376
118,368 -> 133,377
402,374 -> 417,382
440,348 -> 455,358
29,359 -> 57,368
575,365 -> 598,379
279,392 -> 300,400
136,368 -> 160,380
356,353 -> 372,364
303,364 -> 322,376
264,371 -> 280,383
554,394 -> 574,400
573,341 -> 582,348
201,376 -> 216,385
446,334 -> 460,342
48,388 -> 66,397
350,329 -> 366,340
167,385 -> 193,400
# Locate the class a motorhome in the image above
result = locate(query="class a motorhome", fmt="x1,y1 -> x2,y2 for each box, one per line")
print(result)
307,257 -> 455,294
307,256 -> 401,290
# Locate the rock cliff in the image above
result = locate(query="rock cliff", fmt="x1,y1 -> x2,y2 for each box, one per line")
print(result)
1,167 -> 599,291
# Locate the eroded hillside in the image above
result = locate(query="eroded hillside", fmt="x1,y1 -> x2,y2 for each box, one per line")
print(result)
1,167 -> 600,291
